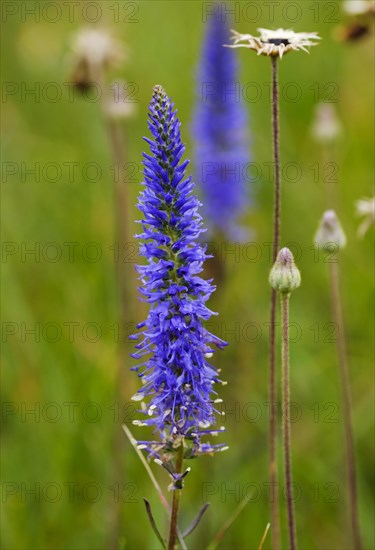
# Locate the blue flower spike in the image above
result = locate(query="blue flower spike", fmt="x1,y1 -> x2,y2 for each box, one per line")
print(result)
193,12 -> 251,240
131,85 -> 228,461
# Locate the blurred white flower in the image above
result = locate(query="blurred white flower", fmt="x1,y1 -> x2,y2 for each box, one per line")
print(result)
69,27 -> 126,88
343,0 -> 375,16
71,27 -> 126,70
355,197 -> 375,237
226,28 -> 321,59
311,103 -> 342,143
315,210 -> 347,251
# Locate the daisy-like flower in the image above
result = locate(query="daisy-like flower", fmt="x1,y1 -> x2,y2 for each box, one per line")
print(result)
355,197 -> 375,237
227,28 -> 321,59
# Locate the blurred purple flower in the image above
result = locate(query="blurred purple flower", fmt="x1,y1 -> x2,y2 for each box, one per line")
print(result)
131,85 -> 227,459
193,10 -> 251,240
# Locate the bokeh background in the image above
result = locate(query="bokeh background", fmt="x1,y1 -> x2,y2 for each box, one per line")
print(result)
1,1 -> 374,549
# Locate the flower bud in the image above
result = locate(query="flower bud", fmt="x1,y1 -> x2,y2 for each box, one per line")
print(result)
311,103 -> 341,143
355,196 -> 375,237
314,210 -> 347,251
269,248 -> 301,294
105,80 -> 137,119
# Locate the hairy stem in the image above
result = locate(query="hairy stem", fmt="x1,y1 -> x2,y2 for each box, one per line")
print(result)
271,57 -> 281,264
329,261 -> 362,550
281,293 -> 297,550
269,55 -> 281,550
167,446 -> 184,550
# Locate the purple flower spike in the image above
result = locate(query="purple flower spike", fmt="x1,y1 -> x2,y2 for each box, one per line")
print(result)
131,85 -> 228,459
193,10 -> 251,240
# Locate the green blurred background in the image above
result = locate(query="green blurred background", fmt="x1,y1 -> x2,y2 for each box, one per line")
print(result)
1,1 -> 374,549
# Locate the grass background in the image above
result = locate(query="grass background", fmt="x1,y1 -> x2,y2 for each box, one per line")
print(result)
1,1 -> 374,549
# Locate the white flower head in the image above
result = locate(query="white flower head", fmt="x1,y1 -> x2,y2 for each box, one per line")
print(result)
311,103 -> 342,143
355,197 -> 375,237
226,28 -> 321,59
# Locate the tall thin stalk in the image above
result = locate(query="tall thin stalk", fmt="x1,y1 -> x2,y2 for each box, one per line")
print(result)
328,260 -> 362,550
281,294 -> 297,550
104,117 -> 136,345
322,143 -> 336,209
106,119 -> 137,550
269,55 -> 281,550
167,446 -> 184,550
97,68 -> 137,549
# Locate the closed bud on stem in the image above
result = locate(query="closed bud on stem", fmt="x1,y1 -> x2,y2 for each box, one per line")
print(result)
311,103 -> 341,143
105,80 -> 137,119
269,247 -> 301,294
315,210 -> 347,251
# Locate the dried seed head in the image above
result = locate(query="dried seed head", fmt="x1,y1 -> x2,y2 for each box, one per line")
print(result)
315,210 -> 347,251
269,248 -> 301,294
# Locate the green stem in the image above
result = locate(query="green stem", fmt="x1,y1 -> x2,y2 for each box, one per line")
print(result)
269,54 -> 281,550
167,446 -> 184,550
329,261 -> 362,550
206,498 -> 249,550
123,426 -> 187,549
281,293 -> 297,550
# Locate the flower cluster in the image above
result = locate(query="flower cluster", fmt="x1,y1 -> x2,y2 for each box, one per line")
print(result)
227,28 -> 321,59
131,85 -> 227,460
193,12 -> 250,240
